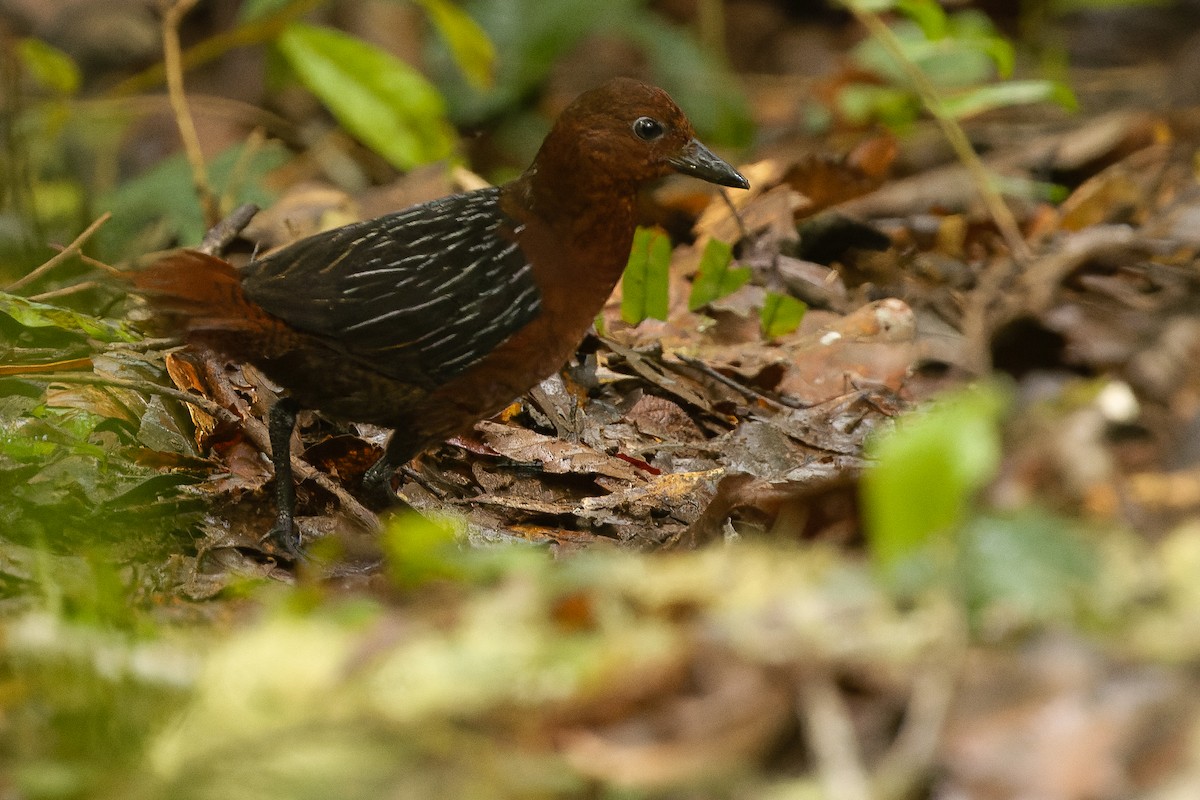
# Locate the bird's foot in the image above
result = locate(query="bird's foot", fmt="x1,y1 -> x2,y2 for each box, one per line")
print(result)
263,518 -> 306,562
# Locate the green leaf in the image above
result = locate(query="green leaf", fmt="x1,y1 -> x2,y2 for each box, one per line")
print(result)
941,80 -> 1078,119
759,292 -> 806,339
0,293 -> 137,343
895,0 -> 948,39
17,38 -> 80,95
276,22 -> 457,171
620,227 -> 672,325
861,384 -> 1008,576
96,140 -> 288,260
688,239 -> 749,311
416,0 -> 495,90
961,510 -> 1096,623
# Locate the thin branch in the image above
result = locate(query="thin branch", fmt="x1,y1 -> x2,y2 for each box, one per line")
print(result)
162,0 -> 220,228
199,203 -> 260,255
20,370 -> 241,426
843,2 -> 1031,265
797,667 -> 874,800
109,0 -> 324,98
5,213 -> 111,293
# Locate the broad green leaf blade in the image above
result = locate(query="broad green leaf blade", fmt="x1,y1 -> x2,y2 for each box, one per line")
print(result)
0,292 -> 137,342
688,239 -> 750,311
276,22 -> 457,170
620,227 -> 672,325
416,0 -> 495,90
17,38 -> 80,95
759,292 -> 806,339
861,385 -> 1007,576
942,80 -> 1078,119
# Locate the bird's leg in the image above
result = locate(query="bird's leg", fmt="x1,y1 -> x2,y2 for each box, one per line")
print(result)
361,432 -> 416,510
264,398 -> 302,557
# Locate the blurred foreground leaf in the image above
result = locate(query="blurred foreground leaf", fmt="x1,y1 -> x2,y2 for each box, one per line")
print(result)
862,384 -> 1008,581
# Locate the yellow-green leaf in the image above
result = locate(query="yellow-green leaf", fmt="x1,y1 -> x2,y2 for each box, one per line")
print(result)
17,38 -> 80,95
416,0 -> 495,90
276,22 -> 456,171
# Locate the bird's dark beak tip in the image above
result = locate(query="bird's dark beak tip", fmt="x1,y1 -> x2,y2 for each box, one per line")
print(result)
670,139 -> 750,191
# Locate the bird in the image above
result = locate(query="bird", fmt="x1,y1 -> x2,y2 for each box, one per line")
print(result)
136,77 -> 750,555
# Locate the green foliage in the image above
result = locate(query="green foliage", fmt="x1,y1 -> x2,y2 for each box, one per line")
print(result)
415,0 -> 497,90
16,38 -> 81,96
0,293 -> 137,343
96,141 -> 288,260
838,0 -> 1077,129
960,510 -> 1096,624
759,292 -> 806,339
620,226 -> 672,325
382,511 -> 468,588
429,0 -> 752,148
861,384 -> 1007,582
275,22 -> 458,172
687,239 -> 750,311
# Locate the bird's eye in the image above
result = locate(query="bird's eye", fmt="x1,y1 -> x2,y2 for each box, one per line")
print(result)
632,116 -> 665,141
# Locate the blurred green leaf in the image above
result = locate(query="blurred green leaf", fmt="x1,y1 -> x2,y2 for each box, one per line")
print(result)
620,226 -> 671,325
862,384 -> 1008,577
433,0 -> 751,147
941,79 -> 1078,119
16,38 -> 80,95
618,16 -> 754,148
759,292 -> 806,339
383,511 -> 468,588
96,140 -> 288,260
895,0 -> 948,39
0,293 -> 136,343
416,0 -> 496,90
961,510 -> 1096,624
276,22 -> 457,171
688,239 -> 748,311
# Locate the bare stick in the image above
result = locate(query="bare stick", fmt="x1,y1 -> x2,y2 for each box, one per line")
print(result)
797,667 -> 873,800
5,213 -> 111,293
199,203 -> 260,256
162,0 -> 220,228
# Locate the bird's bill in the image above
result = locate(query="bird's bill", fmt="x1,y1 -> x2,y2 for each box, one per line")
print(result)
668,139 -> 749,190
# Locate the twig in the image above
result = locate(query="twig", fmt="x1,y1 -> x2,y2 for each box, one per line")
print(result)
671,353 -> 794,410
21,370 -> 240,426
842,2 -> 1031,265
162,0 -> 220,228
5,213 -> 111,293
797,667 -> 873,800
28,281 -> 101,302
199,203 -> 260,255
109,0 -> 323,98
873,608 -> 967,800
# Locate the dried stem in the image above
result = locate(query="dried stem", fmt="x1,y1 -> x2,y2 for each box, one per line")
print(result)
797,667 -> 873,800
162,0 -> 220,228
843,2 -> 1031,265
5,213 -> 111,293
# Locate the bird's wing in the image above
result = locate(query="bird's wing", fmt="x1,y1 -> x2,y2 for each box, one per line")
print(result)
241,187 -> 542,388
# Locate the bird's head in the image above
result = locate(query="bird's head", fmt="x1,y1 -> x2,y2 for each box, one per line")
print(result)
533,78 -> 749,194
